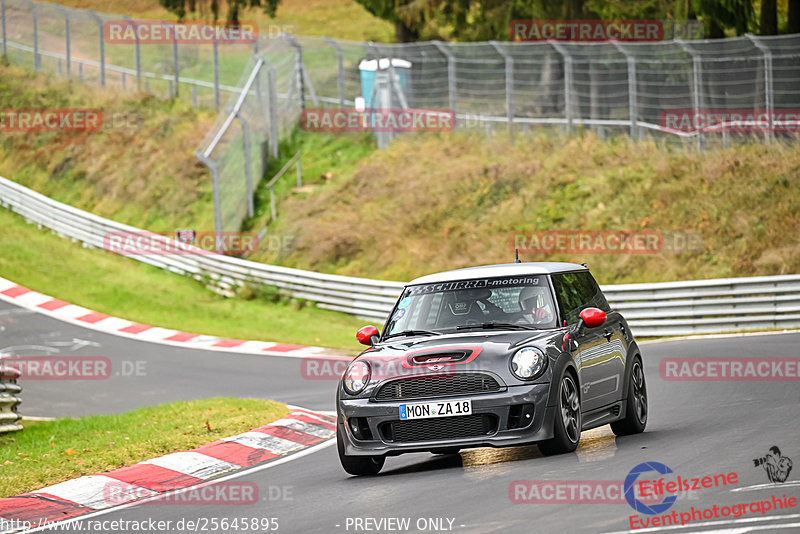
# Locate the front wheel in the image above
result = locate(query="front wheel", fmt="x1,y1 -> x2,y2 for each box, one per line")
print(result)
538,373 -> 581,455
337,418 -> 385,476
611,357 -> 648,436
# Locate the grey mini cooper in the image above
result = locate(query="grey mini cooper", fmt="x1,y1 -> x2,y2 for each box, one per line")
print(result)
336,262 -> 648,476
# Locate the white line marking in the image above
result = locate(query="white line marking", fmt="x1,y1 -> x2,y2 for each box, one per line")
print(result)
638,329 -> 800,346
143,452 -> 239,480
31,475 -> 154,510
690,522 -> 800,533
270,418 -> 335,439
0,285 -> 342,360
11,438 -> 336,534
222,432 -> 303,454
600,513 -> 800,534
731,481 -> 800,492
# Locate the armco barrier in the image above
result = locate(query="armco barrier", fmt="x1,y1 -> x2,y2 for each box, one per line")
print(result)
1,176 -> 799,336
0,366 -> 23,434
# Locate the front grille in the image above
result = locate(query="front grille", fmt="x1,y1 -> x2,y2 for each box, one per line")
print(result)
380,414 -> 498,443
374,373 -> 503,401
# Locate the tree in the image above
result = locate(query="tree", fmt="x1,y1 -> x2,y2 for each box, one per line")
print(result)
787,0 -> 800,32
159,0 -> 280,24
694,0 -> 754,37
353,0 -> 424,41
760,0 -> 778,34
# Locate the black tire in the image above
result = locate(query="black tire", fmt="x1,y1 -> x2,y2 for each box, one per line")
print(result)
538,372 -> 581,456
337,418 -> 385,476
611,357 -> 648,436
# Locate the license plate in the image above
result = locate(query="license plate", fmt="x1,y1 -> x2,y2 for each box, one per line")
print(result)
399,399 -> 472,420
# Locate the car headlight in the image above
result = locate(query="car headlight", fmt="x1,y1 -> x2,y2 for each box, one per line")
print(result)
511,347 -> 546,380
343,361 -> 371,395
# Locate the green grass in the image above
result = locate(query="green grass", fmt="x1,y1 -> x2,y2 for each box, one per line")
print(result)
41,0 -> 395,42
0,208 -> 366,350
244,129 -> 377,240
0,398 -> 288,497
0,63 -> 218,233
257,132 -> 800,284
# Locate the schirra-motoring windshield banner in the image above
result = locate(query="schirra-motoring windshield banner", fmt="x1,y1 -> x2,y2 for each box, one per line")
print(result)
405,276 -> 546,296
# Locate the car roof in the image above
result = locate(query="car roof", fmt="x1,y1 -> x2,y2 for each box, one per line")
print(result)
407,262 -> 588,285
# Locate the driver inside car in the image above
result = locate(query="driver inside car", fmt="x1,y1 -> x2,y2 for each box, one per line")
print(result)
518,286 -> 554,324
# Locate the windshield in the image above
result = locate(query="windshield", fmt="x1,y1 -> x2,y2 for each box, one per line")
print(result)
383,275 -> 558,337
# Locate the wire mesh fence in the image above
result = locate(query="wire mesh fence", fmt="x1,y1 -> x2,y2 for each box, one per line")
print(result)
2,0 -> 800,248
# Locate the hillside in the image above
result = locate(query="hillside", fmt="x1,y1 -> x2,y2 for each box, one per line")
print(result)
252,133 -> 800,285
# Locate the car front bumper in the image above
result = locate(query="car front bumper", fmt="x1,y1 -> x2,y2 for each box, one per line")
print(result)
338,383 -> 556,457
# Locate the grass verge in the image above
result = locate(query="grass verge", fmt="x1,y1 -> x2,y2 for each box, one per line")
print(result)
0,397 -> 288,498
255,132 -> 800,284
0,208 -> 366,351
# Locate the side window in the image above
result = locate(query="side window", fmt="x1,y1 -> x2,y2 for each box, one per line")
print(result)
583,273 -> 611,313
552,272 -> 610,325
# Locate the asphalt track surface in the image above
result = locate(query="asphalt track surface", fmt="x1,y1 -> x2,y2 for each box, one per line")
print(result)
2,298 -> 799,534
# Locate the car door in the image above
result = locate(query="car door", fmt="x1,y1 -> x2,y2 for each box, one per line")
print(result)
552,272 -> 626,413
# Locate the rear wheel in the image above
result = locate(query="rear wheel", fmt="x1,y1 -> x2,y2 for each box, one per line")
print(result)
337,418 -> 385,476
611,358 -> 648,436
538,373 -> 581,455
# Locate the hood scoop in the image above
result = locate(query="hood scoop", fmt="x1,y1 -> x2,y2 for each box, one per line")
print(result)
407,350 -> 471,368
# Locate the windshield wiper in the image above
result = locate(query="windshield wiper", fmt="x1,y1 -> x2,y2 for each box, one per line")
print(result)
383,329 -> 441,340
455,322 -> 537,331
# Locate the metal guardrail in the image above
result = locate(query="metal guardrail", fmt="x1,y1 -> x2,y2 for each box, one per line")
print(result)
1,175 -> 799,337
0,366 -> 22,434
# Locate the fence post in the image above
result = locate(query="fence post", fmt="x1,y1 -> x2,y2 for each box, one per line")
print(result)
323,37 -> 345,108
746,33 -> 773,145
551,42 -> 573,135
269,185 -> 276,221
677,39 -> 704,152
432,40 -> 456,114
612,42 -> 638,140
56,5 -> 70,76
213,32 -> 220,110
195,151 -> 223,253
237,113 -> 255,218
1,0 -> 6,58
285,34 -> 319,108
490,41 -> 514,141
172,24 -> 179,98
123,16 -> 141,88
265,62 -> 278,158
88,11 -> 105,86
296,154 -> 302,187
20,0 -> 39,70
